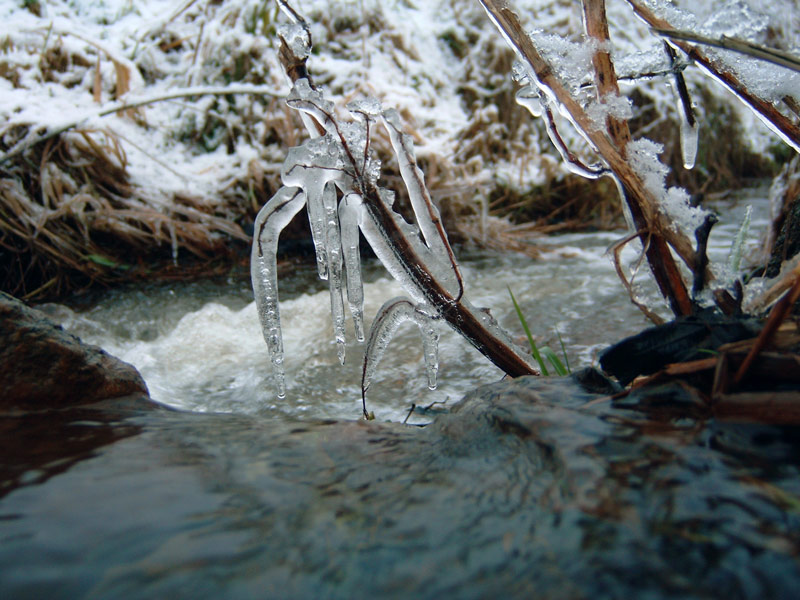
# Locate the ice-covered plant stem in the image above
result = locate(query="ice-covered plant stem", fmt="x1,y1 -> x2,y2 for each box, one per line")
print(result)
480,0 -> 696,318
481,0 -> 800,321
252,2 -> 537,416
627,0 -> 800,152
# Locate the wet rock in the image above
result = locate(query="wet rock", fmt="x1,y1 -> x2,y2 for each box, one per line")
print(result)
0,292 -> 148,408
599,310 -> 762,385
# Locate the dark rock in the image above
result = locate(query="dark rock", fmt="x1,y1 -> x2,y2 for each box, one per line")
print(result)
0,291 -> 148,408
599,310 -> 762,385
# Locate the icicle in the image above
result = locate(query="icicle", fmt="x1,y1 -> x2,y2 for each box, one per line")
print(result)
413,310 -> 440,390
281,135 -> 347,280
250,186 -> 307,399
339,192 -> 365,341
380,109 -> 463,298
322,181 -> 347,364
679,117 -> 699,170
381,109 -> 447,254
663,43 -> 699,170
361,298 -> 441,413
281,159 -> 328,280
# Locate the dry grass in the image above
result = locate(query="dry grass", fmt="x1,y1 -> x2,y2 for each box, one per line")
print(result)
0,126 -> 248,299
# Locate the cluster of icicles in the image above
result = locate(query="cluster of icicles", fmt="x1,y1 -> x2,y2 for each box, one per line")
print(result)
251,78 -> 463,406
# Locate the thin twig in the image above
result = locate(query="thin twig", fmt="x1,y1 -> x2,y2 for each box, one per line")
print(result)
481,0 -> 694,317
663,42 -> 696,129
627,0 -> 800,150
653,28 -> 800,74
611,228 -> 666,324
734,267 -> 800,385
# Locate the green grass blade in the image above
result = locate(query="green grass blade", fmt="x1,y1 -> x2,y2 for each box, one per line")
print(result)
541,346 -> 568,376
508,286 -> 548,375
728,204 -> 752,273
555,328 -> 571,374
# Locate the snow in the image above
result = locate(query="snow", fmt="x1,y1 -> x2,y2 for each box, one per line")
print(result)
626,137 -> 707,235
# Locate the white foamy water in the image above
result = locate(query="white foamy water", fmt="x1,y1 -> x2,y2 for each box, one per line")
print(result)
42,193 -> 770,423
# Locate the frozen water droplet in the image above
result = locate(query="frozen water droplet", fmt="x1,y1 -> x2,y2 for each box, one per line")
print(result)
347,97 -> 382,118
680,118 -> 698,170
515,84 -> 543,117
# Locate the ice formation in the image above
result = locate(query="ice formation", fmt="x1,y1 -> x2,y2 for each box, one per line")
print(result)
361,298 -> 440,398
251,76 -> 532,415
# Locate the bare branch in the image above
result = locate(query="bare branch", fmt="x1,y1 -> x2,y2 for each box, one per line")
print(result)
611,230 -> 666,325
271,1 -> 538,393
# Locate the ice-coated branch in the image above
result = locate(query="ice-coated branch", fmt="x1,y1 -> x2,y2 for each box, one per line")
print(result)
256,0 -> 538,413
626,0 -> 800,152
481,0 -> 695,317
652,28 -> 800,75
339,193 -> 366,342
380,110 -> 464,300
361,298 -> 440,418
662,42 -> 698,170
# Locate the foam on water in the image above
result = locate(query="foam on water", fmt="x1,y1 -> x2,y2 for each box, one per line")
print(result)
46,193 -> 769,423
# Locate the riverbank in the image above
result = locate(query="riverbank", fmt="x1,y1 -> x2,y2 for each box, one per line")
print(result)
0,0 -> 780,302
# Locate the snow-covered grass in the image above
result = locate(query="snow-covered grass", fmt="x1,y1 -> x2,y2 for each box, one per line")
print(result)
0,0 -> 796,300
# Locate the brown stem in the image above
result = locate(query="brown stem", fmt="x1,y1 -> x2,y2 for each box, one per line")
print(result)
359,189 -> 536,377
582,0 -> 631,150
481,0 -> 693,315
734,268 -> 800,385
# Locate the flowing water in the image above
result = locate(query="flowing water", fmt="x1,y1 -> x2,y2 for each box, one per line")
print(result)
37,192 -> 768,422
4,192 -> 799,598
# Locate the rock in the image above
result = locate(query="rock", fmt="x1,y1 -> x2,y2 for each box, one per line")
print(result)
599,309 -> 762,385
0,292 -> 148,408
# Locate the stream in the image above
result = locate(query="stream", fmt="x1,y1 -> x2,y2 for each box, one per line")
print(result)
3,192 -> 799,598
34,194 -> 764,423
